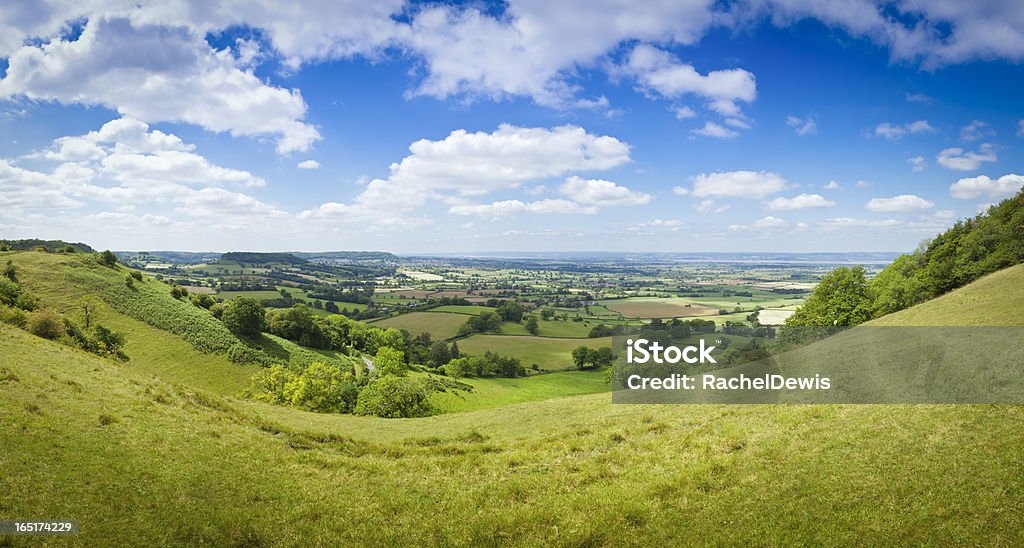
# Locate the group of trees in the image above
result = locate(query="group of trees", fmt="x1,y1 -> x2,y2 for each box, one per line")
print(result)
457,311 -> 504,336
571,346 -> 614,369
441,351 -> 526,378
868,190 -> 1023,318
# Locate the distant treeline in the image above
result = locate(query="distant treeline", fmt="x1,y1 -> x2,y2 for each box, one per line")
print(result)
0,239 -> 94,253
221,252 -> 308,265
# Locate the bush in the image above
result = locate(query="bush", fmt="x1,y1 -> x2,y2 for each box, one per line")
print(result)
0,305 -> 27,328
129,270 -> 143,281
2,260 -> 15,281
27,309 -> 66,339
124,274 -> 135,288
98,250 -> 118,267
354,376 -> 433,418
227,342 -> 260,365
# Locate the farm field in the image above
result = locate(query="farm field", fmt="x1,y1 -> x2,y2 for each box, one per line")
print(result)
456,334 -> 612,371
372,311 -> 468,339
756,308 -> 797,325
500,318 -> 595,338
603,297 -> 720,318
216,289 -> 282,301
431,305 -> 494,315
431,368 -> 608,413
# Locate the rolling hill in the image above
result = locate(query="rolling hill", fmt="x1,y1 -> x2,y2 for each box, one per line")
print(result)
2,254 -> 1024,544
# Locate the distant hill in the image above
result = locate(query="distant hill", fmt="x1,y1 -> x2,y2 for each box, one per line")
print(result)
0,238 -> 94,253
293,251 -> 397,262
220,252 -> 308,265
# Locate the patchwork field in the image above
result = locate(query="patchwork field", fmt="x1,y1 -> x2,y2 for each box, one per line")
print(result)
456,334 -> 612,371
372,311 -> 468,339
499,318 -> 595,338
603,298 -> 720,318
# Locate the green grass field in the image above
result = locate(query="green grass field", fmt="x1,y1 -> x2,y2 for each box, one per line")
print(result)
431,305 -> 494,315
499,318 -> 595,338
456,334 -> 612,370
3,323 -> 1024,544
372,311 -> 469,339
431,368 -> 609,412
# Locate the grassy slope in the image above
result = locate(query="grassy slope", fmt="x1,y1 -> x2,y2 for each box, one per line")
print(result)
3,260 -> 1024,543
3,324 -> 1023,545
3,252 -> 350,395
869,263 -> 1024,326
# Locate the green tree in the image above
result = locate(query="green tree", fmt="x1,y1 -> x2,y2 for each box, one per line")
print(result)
427,340 -> 451,367
354,376 -> 433,418
495,301 -> 525,322
785,266 -> 872,327
221,297 -> 266,338
449,341 -> 461,359
374,346 -> 407,376
525,315 -> 539,335
572,346 -> 592,369
285,362 -> 358,413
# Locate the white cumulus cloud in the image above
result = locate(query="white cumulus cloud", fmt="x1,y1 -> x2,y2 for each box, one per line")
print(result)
765,193 -> 835,210
297,160 -> 321,170
689,170 -> 787,199
558,176 -> 651,207
936,143 -> 997,171
949,174 -> 1024,200
865,194 -> 934,212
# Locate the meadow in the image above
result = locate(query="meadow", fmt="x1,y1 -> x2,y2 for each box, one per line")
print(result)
3,323 -> 1024,545
371,311 -> 469,339
456,334 -> 612,371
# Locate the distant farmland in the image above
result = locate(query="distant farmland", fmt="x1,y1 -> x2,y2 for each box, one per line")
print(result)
603,298 -> 720,319
372,312 -> 467,339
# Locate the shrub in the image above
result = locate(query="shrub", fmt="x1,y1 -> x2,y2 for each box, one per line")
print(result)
98,250 -> 118,267
124,274 -> 135,289
27,309 -> 66,339
2,260 -> 15,281
354,376 -> 433,418
0,305 -> 27,328
227,342 -> 260,365
13,291 -> 39,311
0,277 -> 21,305
129,270 -> 143,281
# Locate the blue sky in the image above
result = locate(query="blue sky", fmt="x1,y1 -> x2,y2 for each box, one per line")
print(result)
1,1 -> 1022,253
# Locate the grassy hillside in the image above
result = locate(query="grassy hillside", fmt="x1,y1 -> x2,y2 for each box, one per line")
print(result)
2,251 -> 351,395
3,323 -> 1024,544
868,263 -> 1024,326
